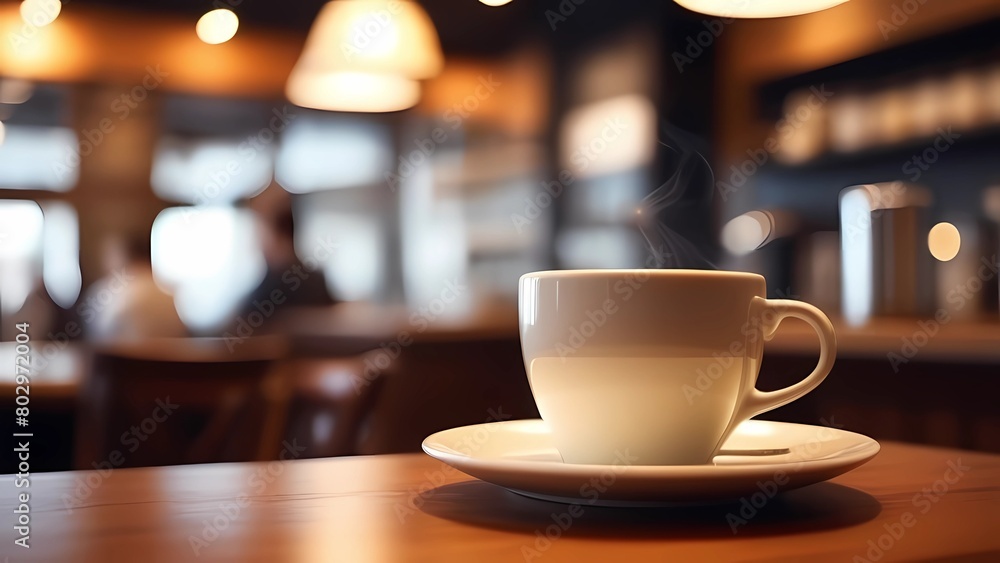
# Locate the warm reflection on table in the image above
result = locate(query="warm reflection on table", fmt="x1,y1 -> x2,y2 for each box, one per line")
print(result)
2,442 -> 998,562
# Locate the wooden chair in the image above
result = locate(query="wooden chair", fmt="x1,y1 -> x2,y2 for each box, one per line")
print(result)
266,305 -> 397,458
279,354 -> 387,458
74,336 -> 289,469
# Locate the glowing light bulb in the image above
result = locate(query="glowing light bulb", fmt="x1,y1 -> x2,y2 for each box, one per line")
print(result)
928,222 -> 961,262
286,71 -> 420,113
721,211 -> 773,255
20,0 -> 61,28
480,0 -> 514,6
196,9 -> 239,45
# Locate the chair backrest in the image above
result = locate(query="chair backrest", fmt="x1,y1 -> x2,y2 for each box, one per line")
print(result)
281,354 -> 387,458
75,336 -> 288,469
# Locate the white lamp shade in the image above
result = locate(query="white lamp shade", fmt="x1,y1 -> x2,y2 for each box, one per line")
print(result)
292,0 -> 443,79
286,0 -> 442,112
673,0 -> 849,18
286,70 -> 421,113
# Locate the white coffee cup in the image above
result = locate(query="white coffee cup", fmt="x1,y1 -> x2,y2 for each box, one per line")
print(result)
518,269 -> 836,466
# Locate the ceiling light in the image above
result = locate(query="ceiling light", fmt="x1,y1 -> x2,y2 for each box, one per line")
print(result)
20,0 -> 61,28
286,71 -> 420,113
673,0 -> 849,18
286,0 -> 443,112
292,0 -> 442,79
196,9 -> 239,45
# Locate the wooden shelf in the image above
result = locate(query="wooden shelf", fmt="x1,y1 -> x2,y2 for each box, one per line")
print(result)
755,16 -> 1000,121
716,0 -> 1000,166
765,125 -> 1000,174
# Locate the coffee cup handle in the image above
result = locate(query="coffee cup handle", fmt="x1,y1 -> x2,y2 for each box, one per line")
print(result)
736,297 -> 837,420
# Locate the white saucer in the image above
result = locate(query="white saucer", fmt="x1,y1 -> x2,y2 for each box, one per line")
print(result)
422,419 -> 879,506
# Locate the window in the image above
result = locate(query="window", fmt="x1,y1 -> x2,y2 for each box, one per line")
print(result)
276,111 -> 396,301
0,82 -> 80,327
0,200 -> 44,316
0,82 -> 78,191
294,191 -> 385,302
0,125 -> 78,190
40,202 -> 82,308
275,113 -> 393,193
151,207 -> 265,332
151,135 -> 272,205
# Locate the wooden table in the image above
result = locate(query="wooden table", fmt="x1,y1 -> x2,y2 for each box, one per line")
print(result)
3,442 -> 998,562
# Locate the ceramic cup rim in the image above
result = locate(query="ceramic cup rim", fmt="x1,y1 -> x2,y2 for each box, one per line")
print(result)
520,268 -> 765,283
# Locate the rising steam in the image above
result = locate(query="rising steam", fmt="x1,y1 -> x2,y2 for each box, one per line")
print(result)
636,126 -> 718,269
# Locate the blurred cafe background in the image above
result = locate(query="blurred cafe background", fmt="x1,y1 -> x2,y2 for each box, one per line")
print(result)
0,0 -> 998,473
